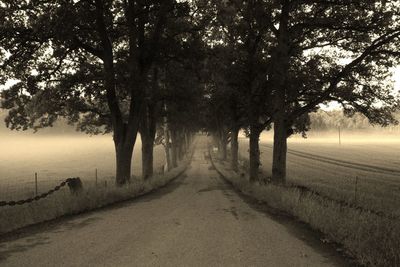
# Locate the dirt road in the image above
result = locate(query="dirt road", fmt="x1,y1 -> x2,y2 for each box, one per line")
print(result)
0,138 -> 349,266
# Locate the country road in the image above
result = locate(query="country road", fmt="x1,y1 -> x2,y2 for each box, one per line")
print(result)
0,139 -> 349,267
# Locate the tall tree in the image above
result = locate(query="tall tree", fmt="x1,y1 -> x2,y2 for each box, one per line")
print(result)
0,0 -> 177,185
268,0 -> 400,183
208,0 -> 273,181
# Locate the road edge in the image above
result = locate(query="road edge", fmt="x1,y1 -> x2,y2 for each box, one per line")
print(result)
208,149 -> 372,267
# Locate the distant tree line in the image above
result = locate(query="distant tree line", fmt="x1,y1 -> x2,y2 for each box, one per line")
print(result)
309,110 -> 400,131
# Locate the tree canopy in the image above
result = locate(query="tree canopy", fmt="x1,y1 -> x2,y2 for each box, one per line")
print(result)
1,0 -> 399,184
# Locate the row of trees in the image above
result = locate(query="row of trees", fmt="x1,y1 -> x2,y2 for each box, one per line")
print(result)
0,0 -> 206,184
1,0 -> 400,185
204,0 -> 400,183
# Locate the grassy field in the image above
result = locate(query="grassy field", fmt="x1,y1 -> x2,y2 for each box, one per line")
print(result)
0,131 -> 166,201
238,131 -> 400,217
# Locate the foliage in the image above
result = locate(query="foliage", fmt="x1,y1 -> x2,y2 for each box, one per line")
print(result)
310,110 -> 372,131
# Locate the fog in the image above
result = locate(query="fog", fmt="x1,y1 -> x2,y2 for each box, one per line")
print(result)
1,115 -> 399,197
255,128 -> 400,144
0,124 -> 165,191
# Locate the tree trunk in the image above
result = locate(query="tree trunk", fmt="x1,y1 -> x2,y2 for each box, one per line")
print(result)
163,102 -> 172,171
178,131 -> 184,160
219,128 -> 227,160
164,143 -> 171,171
230,127 -> 239,172
249,126 -> 261,183
272,112 -> 287,183
184,131 -> 189,153
187,132 -> 192,149
164,127 -> 172,171
178,141 -> 183,161
270,2 -> 291,184
220,138 -> 227,160
141,133 -> 154,179
115,142 -> 134,185
170,129 -> 178,168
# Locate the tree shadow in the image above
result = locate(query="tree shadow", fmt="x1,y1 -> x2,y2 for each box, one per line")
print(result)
197,184 -> 229,193
0,235 -> 50,261
132,173 -> 188,203
0,217 -> 100,262
50,217 -> 102,233
0,216 -> 101,262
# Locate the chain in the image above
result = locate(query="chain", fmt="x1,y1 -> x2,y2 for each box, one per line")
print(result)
0,177 -> 78,207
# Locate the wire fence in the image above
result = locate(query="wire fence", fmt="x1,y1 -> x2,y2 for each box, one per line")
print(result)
0,162 -> 166,204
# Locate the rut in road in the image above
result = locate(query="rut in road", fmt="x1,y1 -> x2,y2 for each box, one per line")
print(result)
0,138 -> 350,267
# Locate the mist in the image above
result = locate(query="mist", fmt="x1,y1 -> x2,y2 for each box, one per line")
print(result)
0,120 -> 165,199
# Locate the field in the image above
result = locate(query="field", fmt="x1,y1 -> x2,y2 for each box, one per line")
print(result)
0,131 -> 166,201
238,131 -> 400,217
3,127 -> 400,218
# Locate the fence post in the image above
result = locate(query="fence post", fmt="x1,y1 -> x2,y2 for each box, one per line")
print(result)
68,177 -> 83,194
35,172 -> 38,196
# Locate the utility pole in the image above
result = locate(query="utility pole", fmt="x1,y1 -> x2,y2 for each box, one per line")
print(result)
338,126 -> 341,145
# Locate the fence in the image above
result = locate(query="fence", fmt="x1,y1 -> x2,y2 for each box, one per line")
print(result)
0,162 -> 166,204
0,177 -> 82,207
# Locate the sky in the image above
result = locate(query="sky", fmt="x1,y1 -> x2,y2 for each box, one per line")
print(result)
321,66 -> 400,110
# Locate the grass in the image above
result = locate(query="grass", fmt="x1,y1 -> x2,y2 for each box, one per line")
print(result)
211,151 -> 400,267
0,156 -> 190,235
238,133 -> 400,218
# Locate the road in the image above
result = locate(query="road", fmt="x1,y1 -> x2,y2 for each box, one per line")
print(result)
0,138 -> 349,267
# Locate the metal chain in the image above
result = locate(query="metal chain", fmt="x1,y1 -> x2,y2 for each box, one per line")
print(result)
0,178 -> 77,207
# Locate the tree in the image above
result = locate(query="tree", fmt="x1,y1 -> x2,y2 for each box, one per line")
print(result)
139,67 -> 160,179
205,0 -> 273,180
267,0 -> 400,183
0,0 -> 180,185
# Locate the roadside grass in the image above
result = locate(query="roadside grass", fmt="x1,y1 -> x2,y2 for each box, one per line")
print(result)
211,153 -> 400,267
0,155 -> 191,236
237,139 -> 400,218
